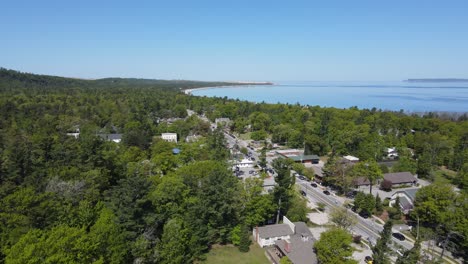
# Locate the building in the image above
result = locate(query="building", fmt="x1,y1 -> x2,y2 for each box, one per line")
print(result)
289,155 -> 320,164
390,188 -> 418,214
343,155 -> 359,163
276,150 -> 319,164
386,147 -> 399,159
383,172 -> 417,186
353,177 -> 371,188
254,217 -> 317,264
161,133 -> 177,143
98,133 -> 122,143
311,166 -> 324,182
215,117 -> 231,126
237,158 -> 254,168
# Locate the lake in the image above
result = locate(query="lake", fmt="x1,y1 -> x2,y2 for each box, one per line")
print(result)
191,81 -> 468,113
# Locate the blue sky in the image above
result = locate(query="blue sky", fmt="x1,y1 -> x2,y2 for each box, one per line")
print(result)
1,0 -> 468,81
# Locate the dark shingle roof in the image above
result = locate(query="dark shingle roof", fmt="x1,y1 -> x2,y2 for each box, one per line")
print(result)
384,172 -> 417,184
275,235 -> 317,264
353,177 -> 371,186
258,224 -> 293,239
97,133 -> 122,141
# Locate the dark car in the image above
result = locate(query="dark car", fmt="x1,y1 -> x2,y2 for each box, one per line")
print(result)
251,157 -> 256,161
392,232 -> 406,241
311,183 -> 318,188
323,190 -> 331,195
249,170 -> 254,174
364,256 -> 373,264
359,211 -> 370,219
300,190 -> 307,196
299,176 -> 306,180
346,190 -> 358,198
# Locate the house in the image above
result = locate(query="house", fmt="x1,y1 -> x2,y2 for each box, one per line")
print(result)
161,133 -> 177,143
289,155 -> 320,164
386,147 -> 399,159
98,133 -> 122,143
238,158 -> 254,168
275,150 -> 319,164
343,155 -> 359,163
215,117 -> 231,126
390,188 -> 418,214
185,135 -> 201,142
311,166 -> 324,182
353,177 -> 371,187
383,172 -> 417,186
254,217 -> 317,264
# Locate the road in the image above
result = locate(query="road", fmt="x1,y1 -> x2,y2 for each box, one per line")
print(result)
218,127 -> 459,263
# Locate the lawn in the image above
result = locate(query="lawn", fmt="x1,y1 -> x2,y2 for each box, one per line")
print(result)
201,244 -> 270,264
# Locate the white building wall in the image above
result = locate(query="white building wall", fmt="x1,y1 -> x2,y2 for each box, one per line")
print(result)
161,133 -> 177,143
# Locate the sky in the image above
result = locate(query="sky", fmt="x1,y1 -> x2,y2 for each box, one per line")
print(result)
1,0 -> 468,81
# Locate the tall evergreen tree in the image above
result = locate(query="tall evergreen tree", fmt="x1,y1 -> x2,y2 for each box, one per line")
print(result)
372,220 -> 393,264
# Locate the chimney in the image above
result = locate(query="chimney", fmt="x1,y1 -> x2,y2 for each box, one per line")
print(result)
285,240 -> 291,253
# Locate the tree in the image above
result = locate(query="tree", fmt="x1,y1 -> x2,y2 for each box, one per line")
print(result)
238,225 -> 251,252
372,220 -> 393,264
330,207 -> 357,231
375,193 -> 383,214
352,160 -> 382,194
314,228 -> 357,264
279,256 -> 293,264
380,179 -> 392,192
272,158 -> 294,222
157,218 -> 190,264
396,238 -> 421,264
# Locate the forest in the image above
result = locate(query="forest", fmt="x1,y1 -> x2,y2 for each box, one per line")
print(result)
0,68 -> 467,263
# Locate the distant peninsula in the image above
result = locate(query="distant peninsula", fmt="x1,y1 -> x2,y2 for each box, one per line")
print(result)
405,78 -> 468,83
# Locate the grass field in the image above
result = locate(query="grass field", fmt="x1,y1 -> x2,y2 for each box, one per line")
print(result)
201,244 -> 270,264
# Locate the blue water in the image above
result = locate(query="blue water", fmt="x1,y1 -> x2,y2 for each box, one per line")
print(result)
192,81 -> 468,113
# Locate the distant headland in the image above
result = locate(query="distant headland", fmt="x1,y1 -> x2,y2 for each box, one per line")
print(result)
405,78 -> 468,83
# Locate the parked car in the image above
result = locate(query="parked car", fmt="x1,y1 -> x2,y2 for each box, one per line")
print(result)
392,232 -> 406,241
311,183 -> 318,188
346,190 -> 358,198
299,176 -> 306,181
359,211 -> 370,219
249,170 -> 254,174
364,256 -> 373,264
300,190 -> 307,196
323,190 -> 331,195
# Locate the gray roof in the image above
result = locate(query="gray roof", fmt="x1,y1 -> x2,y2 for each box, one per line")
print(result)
353,177 -> 371,186
384,172 -> 417,184
290,155 -> 320,162
275,235 -> 317,264
293,222 -> 313,237
258,224 -> 293,239
398,196 -> 413,210
403,188 -> 418,201
97,133 -> 122,141
311,166 -> 323,177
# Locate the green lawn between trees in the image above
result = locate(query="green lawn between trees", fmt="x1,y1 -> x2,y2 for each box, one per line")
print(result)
201,244 -> 270,264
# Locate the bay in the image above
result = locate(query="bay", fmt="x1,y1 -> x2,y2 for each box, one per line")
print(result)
191,81 -> 468,113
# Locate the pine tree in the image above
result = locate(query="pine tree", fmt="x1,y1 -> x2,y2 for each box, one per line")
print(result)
238,225 -> 251,252
372,220 -> 393,264
375,193 -> 383,213
396,238 -> 421,264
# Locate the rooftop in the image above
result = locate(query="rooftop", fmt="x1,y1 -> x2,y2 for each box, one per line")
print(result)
275,235 -> 317,264
257,224 -> 294,239
384,172 -> 417,184
289,155 -> 320,162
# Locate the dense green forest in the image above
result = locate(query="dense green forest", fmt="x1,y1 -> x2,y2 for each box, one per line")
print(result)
0,68 -> 467,263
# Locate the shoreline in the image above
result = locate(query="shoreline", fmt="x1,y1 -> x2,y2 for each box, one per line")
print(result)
184,82 -> 273,95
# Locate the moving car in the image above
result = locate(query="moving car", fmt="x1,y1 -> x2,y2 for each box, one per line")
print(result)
299,176 -> 306,181
323,190 -> 331,195
364,256 -> 373,264
311,183 -> 318,188
392,232 -> 406,241
300,190 -> 306,196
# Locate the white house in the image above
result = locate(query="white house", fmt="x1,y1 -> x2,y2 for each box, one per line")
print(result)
161,133 -> 177,143
253,216 -> 296,247
386,147 -> 399,159
343,155 -> 359,163
238,158 -> 254,168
